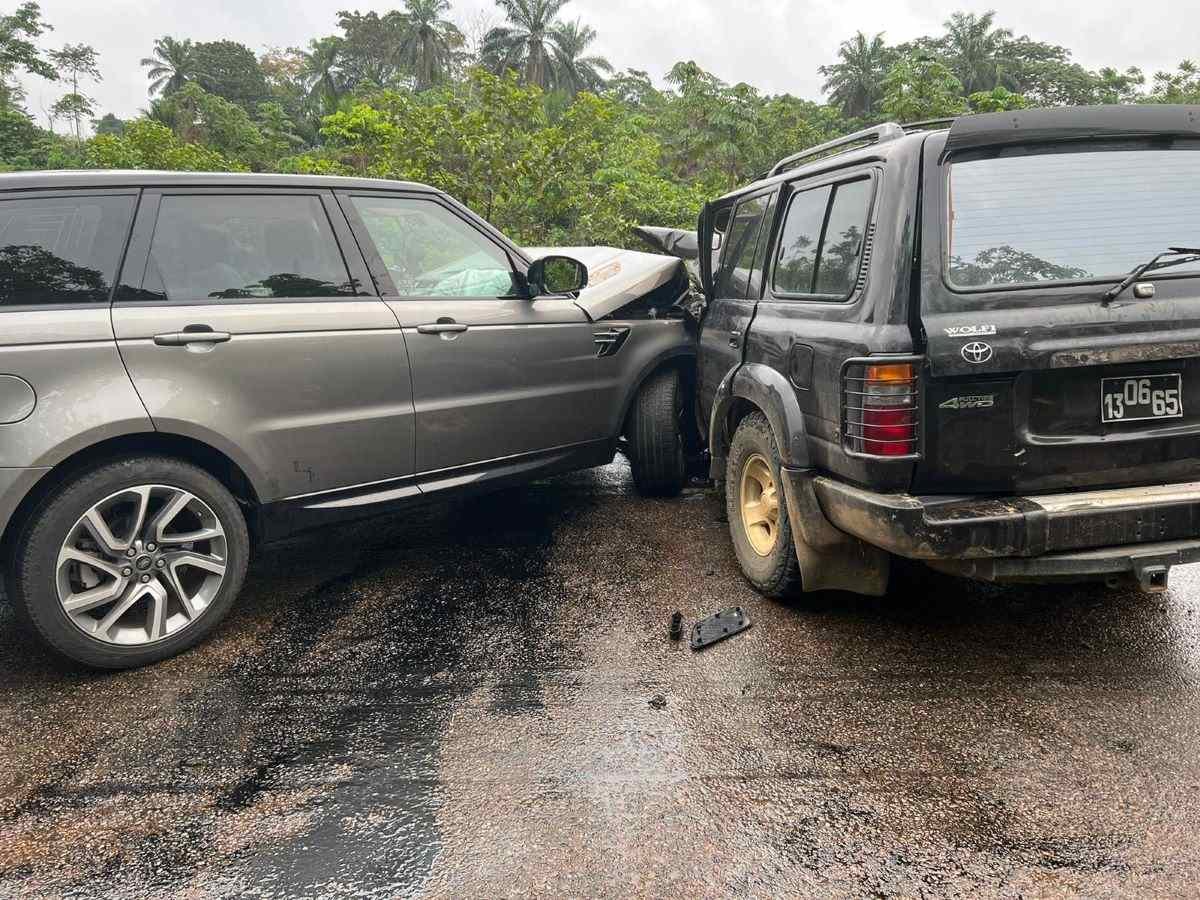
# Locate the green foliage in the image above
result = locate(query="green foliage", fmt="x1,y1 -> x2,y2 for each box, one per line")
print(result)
881,55 -> 966,122
141,36 -> 197,97
336,9 -> 410,89
819,31 -> 891,119
192,40 -> 270,111
966,86 -> 1028,113
84,118 -> 241,171
0,1 -> 54,108
49,42 -> 100,139
2,2 -> 1196,255
92,112 -> 125,136
150,82 -> 264,163
1151,61 -> 1200,103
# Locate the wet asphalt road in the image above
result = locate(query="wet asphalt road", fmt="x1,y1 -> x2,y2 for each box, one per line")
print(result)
3,458 -> 1200,898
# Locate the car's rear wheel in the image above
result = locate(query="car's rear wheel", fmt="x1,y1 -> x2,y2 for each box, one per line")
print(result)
726,412 -> 802,597
7,456 -> 249,669
627,369 -> 687,497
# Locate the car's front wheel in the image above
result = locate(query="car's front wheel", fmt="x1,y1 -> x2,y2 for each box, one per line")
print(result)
627,369 -> 688,497
7,456 -> 249,669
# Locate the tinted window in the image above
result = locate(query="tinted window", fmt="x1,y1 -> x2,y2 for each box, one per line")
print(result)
349,196 -> 516,298
146,195 -> 355,301
717,194 -> 769,299
948,147 -> 1200,288
815,179 -> 873,295
773,185 -> 831,295
746,193 -> 778,300
0,194 -> 134,306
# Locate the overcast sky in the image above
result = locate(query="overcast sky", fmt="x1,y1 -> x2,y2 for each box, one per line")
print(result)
17,0 -> 1192,125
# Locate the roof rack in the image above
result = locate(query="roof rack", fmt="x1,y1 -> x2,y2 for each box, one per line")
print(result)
768,122 -> 905,177
901,117 -> 959,133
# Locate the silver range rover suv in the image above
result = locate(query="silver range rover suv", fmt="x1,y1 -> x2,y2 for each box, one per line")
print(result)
0,171 -> 695,668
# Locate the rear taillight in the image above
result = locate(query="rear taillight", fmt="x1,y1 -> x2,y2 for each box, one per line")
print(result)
843,359 -> 921,459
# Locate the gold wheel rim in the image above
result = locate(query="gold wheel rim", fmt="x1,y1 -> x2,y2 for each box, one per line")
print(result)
739,453 -> 780,557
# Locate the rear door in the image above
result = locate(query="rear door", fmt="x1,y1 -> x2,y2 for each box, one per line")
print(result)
697,191 -> 773,428
337,191 -> 604,480
916,133 -> 1200,494
113,188 -> 415,501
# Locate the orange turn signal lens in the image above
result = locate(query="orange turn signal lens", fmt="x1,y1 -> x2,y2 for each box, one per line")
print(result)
865,363 -> 915,383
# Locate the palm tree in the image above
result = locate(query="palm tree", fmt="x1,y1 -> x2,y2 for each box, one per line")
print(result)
818,31 -> 890,119
549,19 -> 611,94
939,10 -> 1014,95
397,0 -> 463,90
481,0 -> 571,89
299,37 -> 344,117
140,37 -> 197,97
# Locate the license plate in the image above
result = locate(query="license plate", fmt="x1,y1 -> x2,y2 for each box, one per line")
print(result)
1101,374 -> 1183,423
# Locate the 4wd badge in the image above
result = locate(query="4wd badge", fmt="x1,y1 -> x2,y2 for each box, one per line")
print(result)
961,342 -> 993,364
939,395 -> 995,410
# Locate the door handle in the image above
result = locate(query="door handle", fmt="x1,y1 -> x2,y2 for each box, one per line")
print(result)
729,329 -> 742,349
153,329 -> 232,346
417,322 -> 469,335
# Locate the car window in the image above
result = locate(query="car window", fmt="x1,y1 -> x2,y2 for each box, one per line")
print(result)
773,185 -> 831,295
745,193 -> 778,301
717,194 -> 769,299
814,179 -> 873,296
145,195 -> 355,301
0,194 -> 135,306
349,195 -> 517,298
948,146 -> 1200,288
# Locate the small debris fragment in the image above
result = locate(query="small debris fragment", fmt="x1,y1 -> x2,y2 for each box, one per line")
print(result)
669,611 -> 683,641
649,694 -> 668,710
690,606 -> 752,650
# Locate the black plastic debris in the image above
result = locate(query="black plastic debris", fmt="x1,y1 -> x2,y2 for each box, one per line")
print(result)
690,606 -> 751,650
669,611 -> 683,641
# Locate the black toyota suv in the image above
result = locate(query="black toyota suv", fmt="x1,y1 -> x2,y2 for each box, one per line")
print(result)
696,105 -> 1200,597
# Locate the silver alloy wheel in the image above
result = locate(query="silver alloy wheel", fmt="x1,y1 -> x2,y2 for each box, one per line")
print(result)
55,484 -> 228,646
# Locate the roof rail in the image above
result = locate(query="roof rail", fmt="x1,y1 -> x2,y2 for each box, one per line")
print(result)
901,117 -> 959,133
768,122 -> 905,177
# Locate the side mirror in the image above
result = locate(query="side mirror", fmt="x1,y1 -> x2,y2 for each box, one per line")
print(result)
527,255 -> 588,297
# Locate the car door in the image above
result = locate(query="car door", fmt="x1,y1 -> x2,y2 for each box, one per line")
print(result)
697,191 -> 774,429
745,172 -> 880,468
112,187 -> 416,502
336,191 -> 604,480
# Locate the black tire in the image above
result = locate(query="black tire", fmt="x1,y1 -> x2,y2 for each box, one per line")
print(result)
6,455 -> 250,670
627,369 -> 687,497
725,412 -> 802,598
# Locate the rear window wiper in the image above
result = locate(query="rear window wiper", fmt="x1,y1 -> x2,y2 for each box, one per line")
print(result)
1102,246 -> 1200,306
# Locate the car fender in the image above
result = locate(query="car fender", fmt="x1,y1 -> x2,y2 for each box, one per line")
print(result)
709,362 -> 810,475
611,321 -> 696,436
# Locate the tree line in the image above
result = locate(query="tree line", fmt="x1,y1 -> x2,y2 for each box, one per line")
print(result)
0,0 -> 1197,247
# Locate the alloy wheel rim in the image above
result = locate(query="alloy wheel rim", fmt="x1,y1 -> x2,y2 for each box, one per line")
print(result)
739,454 -> 780,557
56,484 -> 228,646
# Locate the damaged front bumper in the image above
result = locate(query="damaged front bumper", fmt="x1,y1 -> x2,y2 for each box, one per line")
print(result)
806,476 -> 1200,590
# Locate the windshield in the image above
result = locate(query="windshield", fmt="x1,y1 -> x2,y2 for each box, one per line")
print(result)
946,146 -> 1200,289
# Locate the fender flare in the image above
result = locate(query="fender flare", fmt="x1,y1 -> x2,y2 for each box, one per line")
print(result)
708,362 -> 811,476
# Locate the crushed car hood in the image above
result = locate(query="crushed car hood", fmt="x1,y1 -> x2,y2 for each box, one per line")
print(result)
525,246 -> 687,320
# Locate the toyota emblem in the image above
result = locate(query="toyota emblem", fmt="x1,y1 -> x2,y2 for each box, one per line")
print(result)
961,341 -> 993,364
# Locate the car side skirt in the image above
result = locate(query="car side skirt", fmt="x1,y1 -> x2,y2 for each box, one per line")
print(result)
256,438 -> 615,544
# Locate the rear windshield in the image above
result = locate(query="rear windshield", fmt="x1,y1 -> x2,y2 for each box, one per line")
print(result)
946,146 -> 1200,289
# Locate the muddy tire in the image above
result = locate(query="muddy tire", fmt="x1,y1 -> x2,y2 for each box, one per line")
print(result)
6,456 -> 250,670
628,369 -> 687,497
726,412 -> 802,598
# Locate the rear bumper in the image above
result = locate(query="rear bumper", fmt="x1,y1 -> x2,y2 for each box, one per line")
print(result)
812,477 -> 1200,560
